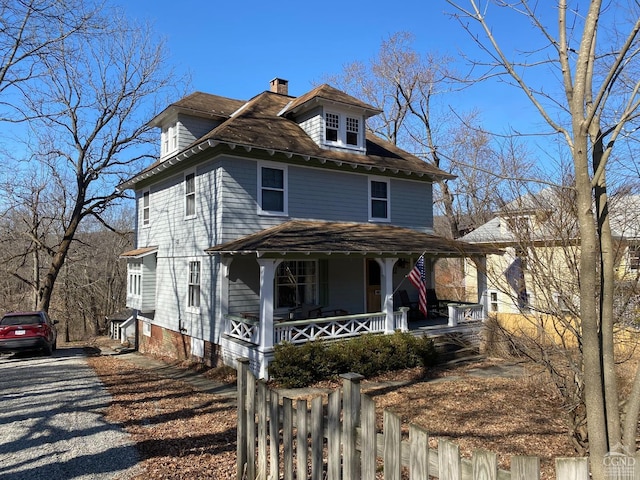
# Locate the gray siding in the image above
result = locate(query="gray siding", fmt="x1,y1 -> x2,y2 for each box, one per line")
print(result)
227,256 -> 260,316
389,178 -> 433,231
296,106 -> 323,146
326,257 -> 365,313
178,114 -> 219,150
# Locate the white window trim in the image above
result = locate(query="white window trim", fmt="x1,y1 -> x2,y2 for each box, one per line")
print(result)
161,121 -> 179,158
368,176 -> 390,222
128,262 -> 142,298
628,244 -> 640,272
489,290 -> 499,313
141,189 -> 150,228
184,170 -> 196,219
324,110 -> 363,150
187,259 -> 201,313
258,161 -> 288,216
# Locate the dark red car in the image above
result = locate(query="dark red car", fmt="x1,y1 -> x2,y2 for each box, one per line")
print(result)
0,311 -> 59,355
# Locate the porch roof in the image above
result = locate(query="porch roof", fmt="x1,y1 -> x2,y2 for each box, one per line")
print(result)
119,246 -> 158,258
205,221 -> 499,257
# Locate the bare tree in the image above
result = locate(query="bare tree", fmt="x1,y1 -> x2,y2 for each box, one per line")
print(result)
0,2 -> 182,317
447,1 -> 640,475
324,32 -> 528,239
0,0 -> 99,121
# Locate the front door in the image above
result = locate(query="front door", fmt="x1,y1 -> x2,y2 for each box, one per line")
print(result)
366,259 -> 381,313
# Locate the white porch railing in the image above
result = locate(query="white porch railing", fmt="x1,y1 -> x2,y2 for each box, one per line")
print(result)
447,303 -> 484,326
274,312 -> 395,344
223,306 -> 484,379
225,315 -> 259,344
224,311 -> 403,346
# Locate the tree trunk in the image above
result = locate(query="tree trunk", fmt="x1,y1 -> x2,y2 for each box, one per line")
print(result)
575,136 -> 607,477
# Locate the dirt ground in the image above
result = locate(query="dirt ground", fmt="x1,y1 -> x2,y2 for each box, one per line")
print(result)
85,341 -> 577,479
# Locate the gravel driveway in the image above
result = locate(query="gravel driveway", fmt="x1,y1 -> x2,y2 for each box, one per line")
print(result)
0,347 -> 140,480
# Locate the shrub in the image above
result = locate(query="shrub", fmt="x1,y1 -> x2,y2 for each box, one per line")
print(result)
269,332 -> 437,388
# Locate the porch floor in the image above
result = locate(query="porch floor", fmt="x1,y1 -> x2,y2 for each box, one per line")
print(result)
406,313 -> 482,336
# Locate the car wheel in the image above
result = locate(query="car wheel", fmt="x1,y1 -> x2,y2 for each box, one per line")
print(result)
52,339 -> 57,351
43,342 -> 53,356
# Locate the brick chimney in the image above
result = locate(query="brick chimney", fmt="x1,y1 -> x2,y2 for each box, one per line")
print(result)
270,78 -> 289,95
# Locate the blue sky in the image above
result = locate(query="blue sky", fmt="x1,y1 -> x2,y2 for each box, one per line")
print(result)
115,0 -> 549,138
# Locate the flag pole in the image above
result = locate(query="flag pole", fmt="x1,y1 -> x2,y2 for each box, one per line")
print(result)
390,252 -> 427,296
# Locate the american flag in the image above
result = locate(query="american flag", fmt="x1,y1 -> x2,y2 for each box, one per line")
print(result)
408,255 -> 428,317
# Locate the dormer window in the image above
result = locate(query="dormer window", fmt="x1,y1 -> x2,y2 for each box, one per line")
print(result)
324,111 -> 363,150
346,117 -> 359,145
326,113 -> 339,142
161,123 -> 178,157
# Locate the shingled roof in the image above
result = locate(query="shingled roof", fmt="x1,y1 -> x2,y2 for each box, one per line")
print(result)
205,220 -> 499,257
120,84 -> 453,190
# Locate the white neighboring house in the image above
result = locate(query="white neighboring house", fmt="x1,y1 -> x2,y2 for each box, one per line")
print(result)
119,78 -> 494,378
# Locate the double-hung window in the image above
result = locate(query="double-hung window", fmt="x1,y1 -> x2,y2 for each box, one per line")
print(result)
629,244 -> 640,271
275,260 -> 317,309
162,124 -> 178,156
142,190 -> 150,227
324,112 -> 361,148
162,126 -> 169,155
489,291 -> 499,312
325,113 -> 339,142
346,116 -> 359,145
369,177 -> 390,221
258,163 -> 287,216
128,263 -> 142,297
185,172 -> 196,218
188,260 -> 201,310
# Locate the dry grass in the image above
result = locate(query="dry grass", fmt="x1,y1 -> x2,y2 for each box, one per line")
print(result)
86,338 -> 580,480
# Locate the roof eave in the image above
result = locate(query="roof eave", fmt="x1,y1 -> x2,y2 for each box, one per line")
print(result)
118,139 -> 451,191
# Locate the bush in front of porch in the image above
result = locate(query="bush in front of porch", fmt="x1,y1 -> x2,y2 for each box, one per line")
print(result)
269,332 -> 438,388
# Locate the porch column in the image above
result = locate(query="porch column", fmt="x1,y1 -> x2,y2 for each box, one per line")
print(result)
381,258 -> 397,333
426,257 -> 437,288
257,258 -> 278,358
474,256 -> 488,314
219,257 -> 232,323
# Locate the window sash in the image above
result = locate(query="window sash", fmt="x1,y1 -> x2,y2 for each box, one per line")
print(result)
370,180 -> 389,220
259,166 -> 286,214
188,261 -> 201,308
629,245 -> 640,270
346,116 -> 359,145
142,191 -> 150,226
275,260 -> 317,309
185,173 -> 196,217
325,112 -> 339,142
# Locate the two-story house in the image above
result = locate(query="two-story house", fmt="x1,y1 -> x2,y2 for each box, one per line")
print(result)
461,187 -> 640,326
119,78 -> 492,378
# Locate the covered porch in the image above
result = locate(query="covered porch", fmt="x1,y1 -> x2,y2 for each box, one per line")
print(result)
206,220 -> 494,378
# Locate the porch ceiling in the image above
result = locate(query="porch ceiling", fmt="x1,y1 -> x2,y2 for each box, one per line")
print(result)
205,220 -> 500,258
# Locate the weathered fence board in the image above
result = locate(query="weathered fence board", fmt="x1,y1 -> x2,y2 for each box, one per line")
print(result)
311,396 -> 323,480
296,398 -> 307,478
327,390 -> 341,480
282,397 -> 293,480
236,362 -> 590,479
384,410 -> 401,480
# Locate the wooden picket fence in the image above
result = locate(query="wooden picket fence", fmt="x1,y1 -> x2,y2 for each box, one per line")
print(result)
235,358 -> 589,480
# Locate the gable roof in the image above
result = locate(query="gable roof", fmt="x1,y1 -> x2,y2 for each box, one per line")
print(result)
205,220 -> 499,257
120,84 -> 453,190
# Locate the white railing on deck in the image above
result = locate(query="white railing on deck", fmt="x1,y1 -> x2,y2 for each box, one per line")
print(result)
274,312 -> 392,345
225,314 -> 259,344
447,303 -> 484,326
